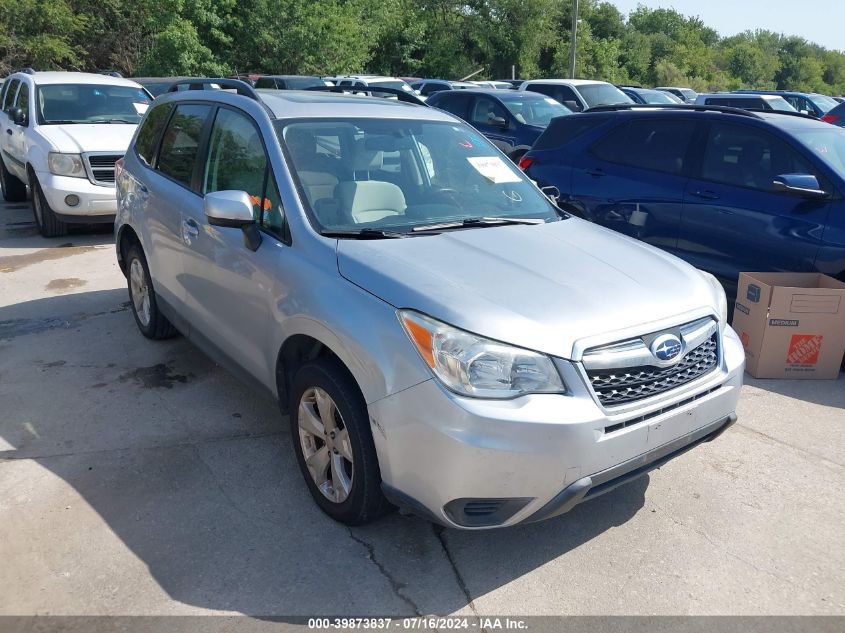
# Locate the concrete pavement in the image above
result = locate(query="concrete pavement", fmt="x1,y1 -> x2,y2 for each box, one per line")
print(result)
0,199 -> 843,616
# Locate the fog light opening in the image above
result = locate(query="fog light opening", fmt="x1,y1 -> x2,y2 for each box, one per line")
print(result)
65,194 -> 80,207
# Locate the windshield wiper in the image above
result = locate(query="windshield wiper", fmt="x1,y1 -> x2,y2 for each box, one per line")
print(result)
319,228 -> 409,239
411,216 -> 546,233
88,118 -> 134,124
44,120 -> 80,124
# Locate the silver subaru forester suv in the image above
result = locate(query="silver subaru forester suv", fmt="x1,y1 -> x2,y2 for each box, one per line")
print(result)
115,80 -> 744,529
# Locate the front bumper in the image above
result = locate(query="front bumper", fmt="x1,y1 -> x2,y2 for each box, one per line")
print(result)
370,325 -> 745,529
36,171 -> 116,219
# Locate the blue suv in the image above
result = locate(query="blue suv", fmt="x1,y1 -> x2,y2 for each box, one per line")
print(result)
426,89 -> 571,162
520,105 -> 845,299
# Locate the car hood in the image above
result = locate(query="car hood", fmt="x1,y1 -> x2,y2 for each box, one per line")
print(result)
337,218 -> 720,359
37,124 -> 137,153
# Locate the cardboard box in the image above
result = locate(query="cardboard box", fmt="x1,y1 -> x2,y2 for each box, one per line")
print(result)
732,272 -> 845,379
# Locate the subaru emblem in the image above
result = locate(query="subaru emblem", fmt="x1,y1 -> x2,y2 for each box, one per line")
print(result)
651,334 -> 683,363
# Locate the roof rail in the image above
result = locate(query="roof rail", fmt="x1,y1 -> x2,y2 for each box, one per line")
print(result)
12,68 -> 36,75
100,70 -> 123,78
584,103 -> 762,119
303,85 -> 427,106
166,78 -> 261,101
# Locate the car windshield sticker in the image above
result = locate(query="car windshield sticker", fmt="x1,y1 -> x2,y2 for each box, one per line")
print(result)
133,102 -> 149,115
467,156 -> 521,183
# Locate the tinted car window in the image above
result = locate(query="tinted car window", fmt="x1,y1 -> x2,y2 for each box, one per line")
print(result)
135,102 -> 174,166
157,104 -> 211,188
591,119 -> 696,175
254,78 -> 277,89
2,79 -> 19,111
422,82 -> 448,96
430,92 -> 471,119
501,95 -> 571,126
532,115 -> 609,150
700,122 -> 815,192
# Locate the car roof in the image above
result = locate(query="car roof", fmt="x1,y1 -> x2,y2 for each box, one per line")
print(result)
655,86 -> 695,91
581,106 -> 829,130
259,75 -> 322,80
14,71 -> 143,88
250,89 -> 454,121
523,79 -> 609,86
699,93 -> 782,100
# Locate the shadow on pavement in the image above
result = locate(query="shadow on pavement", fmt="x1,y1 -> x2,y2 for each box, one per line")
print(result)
0,289 -> 648,616
743,373 -> 844,409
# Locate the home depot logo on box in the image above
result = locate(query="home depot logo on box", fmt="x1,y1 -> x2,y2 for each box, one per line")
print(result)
786,334 -> 823,365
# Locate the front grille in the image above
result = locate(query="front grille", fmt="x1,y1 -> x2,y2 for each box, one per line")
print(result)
85,154 -> 122,185
587,333 -> 719,407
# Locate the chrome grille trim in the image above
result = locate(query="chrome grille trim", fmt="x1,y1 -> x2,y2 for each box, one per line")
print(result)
83,152 -> 122,186
582,317 -> 720,407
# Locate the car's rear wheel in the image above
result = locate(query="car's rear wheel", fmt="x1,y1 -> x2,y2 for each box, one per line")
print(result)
30,172 -> 67,238
290,358 -> 390,525
125,243 -> 178,340
0,156 -> 27,202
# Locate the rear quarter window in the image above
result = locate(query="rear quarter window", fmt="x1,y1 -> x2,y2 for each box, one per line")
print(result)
532,115 -> 609,151
591,118 -> 696,175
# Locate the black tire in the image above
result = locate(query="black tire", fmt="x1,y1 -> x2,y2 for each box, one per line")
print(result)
125,243 -> 178,340
30,172 -> 68,238
289,358 -> 391,525
0,156 -> 27,202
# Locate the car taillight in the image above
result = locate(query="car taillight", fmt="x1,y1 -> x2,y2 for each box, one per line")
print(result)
518,156 -> 534,171
822,113 -> 839,124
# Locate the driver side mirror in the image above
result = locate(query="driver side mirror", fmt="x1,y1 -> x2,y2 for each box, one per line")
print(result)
10,107 -> 26,126
490,116 -> 508,128
772,174 -> 827,199
204,190 -> 262,251
563,100 -> 581,112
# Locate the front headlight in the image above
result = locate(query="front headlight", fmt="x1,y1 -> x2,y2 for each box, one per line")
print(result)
47,153 -> 85,178
700,271 -> 728,325
399,310 -> 565,399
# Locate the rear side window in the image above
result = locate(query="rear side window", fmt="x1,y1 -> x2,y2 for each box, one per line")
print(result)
156,104 -> 211,188
255,78 -> 276,89
135,102 -> 174,166
591,119 -> 696,175
532,115 -> 609,151
433,93 -> 471,119
2,79 -> 19,112
530,84 -> 582,111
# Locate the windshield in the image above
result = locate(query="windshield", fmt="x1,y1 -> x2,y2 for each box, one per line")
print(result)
38,84 -> 150,124
767,97 -> 797,112
277,118 -> 558,235
681,89 -> 698,100
793,128 -> 845,179
286,77 -> 325,89
577,84 -> 632,107
370,80 -> 413,92
640,89 -> 677,104
502,95 -> 572,126
809,94 -> 838,113
140,82 -> 171,97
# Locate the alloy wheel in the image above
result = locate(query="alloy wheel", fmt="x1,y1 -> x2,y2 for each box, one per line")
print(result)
129,258 -> 151,327
297,386 -> 354,503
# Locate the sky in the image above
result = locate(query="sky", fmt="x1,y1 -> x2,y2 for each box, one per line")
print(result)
608,0 -> 844,52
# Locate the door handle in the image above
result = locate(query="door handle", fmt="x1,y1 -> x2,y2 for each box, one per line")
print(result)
690,189 -> 720,200
181,218 -> 200,244
585,167 -> 606,177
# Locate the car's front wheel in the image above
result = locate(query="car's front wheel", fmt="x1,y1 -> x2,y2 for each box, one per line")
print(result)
125,243 -> 178,340
290,358 -> 390,525
29,172 -> 67,238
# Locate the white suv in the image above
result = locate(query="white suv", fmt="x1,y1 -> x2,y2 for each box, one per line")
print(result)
0,70 -> 151,237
